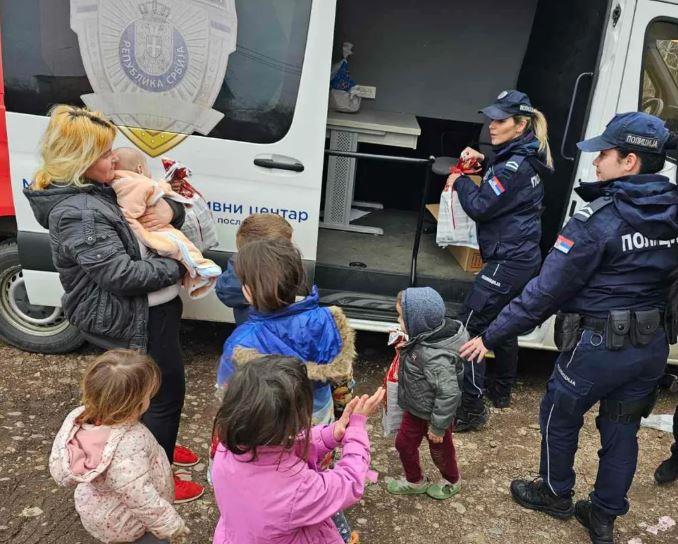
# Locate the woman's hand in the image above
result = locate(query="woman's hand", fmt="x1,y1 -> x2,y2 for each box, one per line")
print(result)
427,430 -> 443,444
352,387 -> 386,417
139,199 -> 173,231
445,172 -> 461,190
460,147 -> 485,163
460,336 -> 489,363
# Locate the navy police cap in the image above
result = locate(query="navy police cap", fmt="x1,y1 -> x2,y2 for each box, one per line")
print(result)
479,90 -> 535,120
577,112 -> 669,154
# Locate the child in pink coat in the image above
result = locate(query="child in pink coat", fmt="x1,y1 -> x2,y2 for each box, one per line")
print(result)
49,349 -> 190,543
211,355 -> 384,544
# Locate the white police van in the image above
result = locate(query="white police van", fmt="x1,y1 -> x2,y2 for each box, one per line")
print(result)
1,0 -> 678,364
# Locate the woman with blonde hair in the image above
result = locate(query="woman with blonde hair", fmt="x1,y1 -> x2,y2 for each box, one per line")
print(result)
446,90 -> 554,430
24,105 -> 203,503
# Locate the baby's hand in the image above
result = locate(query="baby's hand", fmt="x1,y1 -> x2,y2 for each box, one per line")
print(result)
427,430 -> 444,444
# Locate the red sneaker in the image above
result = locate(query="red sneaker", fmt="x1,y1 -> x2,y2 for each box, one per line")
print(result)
173,474 -> 204,504
173,444 -> 200,467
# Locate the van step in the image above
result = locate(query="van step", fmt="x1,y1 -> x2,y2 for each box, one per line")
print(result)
318,289 -> 464,323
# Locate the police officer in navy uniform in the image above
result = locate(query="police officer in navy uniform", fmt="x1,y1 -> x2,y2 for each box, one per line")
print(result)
460,112 -> 678,543
447,90 -> 554,431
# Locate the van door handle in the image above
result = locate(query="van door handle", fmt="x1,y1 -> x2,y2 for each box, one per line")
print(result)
561,71 -> 594,161
253,158 -> 305,172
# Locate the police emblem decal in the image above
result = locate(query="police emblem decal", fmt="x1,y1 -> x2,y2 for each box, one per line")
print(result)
71,0 -> 238,156
119,4 -> 189,93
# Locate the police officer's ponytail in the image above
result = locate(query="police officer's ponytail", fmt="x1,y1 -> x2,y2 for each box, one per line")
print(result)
515,109 -> 553,169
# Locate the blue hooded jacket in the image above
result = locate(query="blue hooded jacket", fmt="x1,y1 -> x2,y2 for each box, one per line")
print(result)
483,174 -> 678,349
217,286 -> 354,420
454,132 -> 553,267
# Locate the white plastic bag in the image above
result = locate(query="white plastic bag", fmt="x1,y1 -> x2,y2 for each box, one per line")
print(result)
436,188 -> 478,249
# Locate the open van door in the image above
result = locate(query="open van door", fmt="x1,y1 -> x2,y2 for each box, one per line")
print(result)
1,0 -> 336,350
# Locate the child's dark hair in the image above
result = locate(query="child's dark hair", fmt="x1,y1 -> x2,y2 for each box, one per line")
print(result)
214,355 -> 314,461
234,238 -> 306,312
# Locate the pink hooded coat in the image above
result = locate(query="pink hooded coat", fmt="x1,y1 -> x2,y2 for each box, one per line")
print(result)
49,406 -> 184,543
212,414 -> 371,543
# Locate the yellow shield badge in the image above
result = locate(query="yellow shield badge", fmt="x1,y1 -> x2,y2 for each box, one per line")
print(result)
70,0 -> 238,156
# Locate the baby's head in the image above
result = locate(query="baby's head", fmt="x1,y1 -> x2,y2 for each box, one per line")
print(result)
114,146 -> 151,177
396,287 -> 446,337
76,349 -> 161,426
214,355 -> 314,460
235,238 -> 305,313
236,213 -> 293,250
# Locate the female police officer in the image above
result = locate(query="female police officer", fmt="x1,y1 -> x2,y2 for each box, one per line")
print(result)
460,112 -> 678,544
446,90 -> 553,431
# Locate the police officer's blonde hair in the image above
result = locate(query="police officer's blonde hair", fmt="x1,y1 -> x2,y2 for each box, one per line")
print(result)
33,105 -> 117,190
515,109 -> 553,169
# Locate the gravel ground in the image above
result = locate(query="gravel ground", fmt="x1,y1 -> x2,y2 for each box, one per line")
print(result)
0,322 -> 676,544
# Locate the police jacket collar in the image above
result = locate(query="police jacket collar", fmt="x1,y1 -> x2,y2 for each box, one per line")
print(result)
576,174 -> 678,240
492,132 -> 553,176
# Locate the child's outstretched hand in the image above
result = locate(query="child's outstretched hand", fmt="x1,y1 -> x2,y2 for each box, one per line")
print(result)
353,387 -> 386,417
427,430 -> 444,444
333,395 -> 360,441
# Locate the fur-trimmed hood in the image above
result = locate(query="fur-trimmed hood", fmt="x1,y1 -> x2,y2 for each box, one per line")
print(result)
231,306 -> 355,383
217,287 -> 355,387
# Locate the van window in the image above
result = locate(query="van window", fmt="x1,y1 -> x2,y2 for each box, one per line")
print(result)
640,19 -> 678,134
0,0 -> 311,144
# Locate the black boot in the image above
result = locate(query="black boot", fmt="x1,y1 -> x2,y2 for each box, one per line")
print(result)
455,397 -> 489,432
654,454 -> 678,485
510,478 -> 574,519
575,499 -> 615,544
486,385 -> 511,408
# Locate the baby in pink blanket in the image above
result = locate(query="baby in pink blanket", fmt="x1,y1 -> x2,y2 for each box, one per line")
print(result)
113,148 -> 221,299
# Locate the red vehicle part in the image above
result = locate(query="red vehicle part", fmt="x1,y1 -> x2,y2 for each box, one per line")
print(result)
0,31 -> 14,217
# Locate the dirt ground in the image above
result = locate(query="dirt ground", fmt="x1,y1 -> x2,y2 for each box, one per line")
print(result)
0,323 -> 676,544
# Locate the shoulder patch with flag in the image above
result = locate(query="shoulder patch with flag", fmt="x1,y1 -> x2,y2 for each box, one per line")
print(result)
554,235 -> 575,254
488,176 -> 505,196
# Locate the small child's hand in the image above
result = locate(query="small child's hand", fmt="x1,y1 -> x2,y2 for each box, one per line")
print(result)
427,430 -> 444,444
333,395 -> 360,441
352,387 -> 385,417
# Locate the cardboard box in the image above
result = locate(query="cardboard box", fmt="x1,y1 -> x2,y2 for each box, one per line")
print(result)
426,202 -> 483,273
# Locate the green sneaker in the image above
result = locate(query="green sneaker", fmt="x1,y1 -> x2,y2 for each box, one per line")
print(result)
386,477 -> 430,495
426,479 -> 461,500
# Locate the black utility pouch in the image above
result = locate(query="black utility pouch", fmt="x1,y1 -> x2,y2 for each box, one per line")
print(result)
554,312 -> 581,352
605,310 -> 631,350
630,309 -> 661,347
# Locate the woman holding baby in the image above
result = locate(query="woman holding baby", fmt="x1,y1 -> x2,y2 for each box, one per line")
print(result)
24,105 -> 204,503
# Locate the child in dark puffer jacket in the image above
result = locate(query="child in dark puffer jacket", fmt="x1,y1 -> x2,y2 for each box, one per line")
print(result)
387,287 -> 468,500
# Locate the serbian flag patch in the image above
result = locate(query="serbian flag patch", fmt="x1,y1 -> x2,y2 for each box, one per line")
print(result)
488,176 -> 505,196
554,235 -> 575,254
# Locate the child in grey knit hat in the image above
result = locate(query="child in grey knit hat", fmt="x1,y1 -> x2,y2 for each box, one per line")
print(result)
387,287 -> 468,500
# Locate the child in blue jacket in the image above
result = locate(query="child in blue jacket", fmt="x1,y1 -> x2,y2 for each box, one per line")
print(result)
214,213 -> 293,325
216,238 -> 355,424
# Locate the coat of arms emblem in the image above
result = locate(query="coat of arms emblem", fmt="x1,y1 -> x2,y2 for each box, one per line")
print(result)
71,0 -> 237,156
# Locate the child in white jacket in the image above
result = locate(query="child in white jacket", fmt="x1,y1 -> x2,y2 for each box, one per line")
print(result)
49,349 -> 190,543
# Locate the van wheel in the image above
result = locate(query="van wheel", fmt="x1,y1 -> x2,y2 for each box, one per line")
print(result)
0,240 -> 84,353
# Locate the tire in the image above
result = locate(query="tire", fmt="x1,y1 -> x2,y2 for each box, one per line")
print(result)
0,239 -> 84,353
